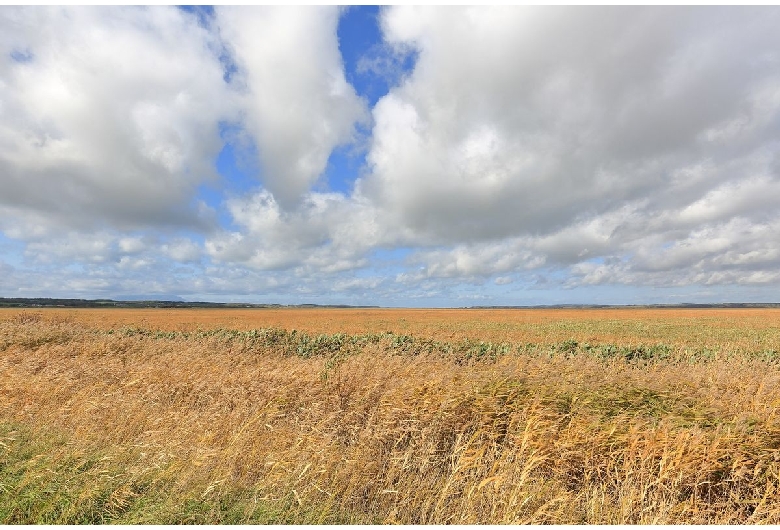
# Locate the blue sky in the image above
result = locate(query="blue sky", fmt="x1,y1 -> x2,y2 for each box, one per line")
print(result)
1,6 -> 780,306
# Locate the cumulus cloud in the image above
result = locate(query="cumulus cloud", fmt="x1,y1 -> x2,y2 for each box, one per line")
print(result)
205,189 -> 381,273
351,6 -> 780,288
216,6 -> 368,208
0,6 -> 379,300
3,6 -> 780,304
363,7 -> 778,233
0,6 -> 231,233
162,238 -> 202,263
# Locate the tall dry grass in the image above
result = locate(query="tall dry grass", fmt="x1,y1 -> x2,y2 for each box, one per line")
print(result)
6,306 -> 780,352
2,310 -> 780,523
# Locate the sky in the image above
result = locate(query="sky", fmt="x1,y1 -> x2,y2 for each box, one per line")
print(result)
1,6 -> 780,307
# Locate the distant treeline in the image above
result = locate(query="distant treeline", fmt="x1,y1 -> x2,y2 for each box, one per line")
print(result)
0,298 -> 379,309
1,297 -> 778,310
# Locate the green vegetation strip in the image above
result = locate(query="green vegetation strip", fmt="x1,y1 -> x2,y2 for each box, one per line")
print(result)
105,326 -> 780,365
3,317 -> 780,364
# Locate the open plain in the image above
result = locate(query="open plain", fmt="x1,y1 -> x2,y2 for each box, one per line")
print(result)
2,307 -> 780,523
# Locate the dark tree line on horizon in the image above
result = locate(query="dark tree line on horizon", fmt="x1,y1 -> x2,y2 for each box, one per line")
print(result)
0,297 -> 778,310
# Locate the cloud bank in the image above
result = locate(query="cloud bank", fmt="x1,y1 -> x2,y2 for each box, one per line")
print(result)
0,6 -> 229,236
1,6 -> 779,304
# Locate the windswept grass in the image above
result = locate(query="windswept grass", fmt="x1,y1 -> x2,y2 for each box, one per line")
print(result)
2,310 -> 780,523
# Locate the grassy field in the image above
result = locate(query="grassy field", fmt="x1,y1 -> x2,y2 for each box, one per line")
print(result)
2,308 -> 780,523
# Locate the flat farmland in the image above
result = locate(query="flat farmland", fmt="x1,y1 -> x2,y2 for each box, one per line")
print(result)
4,306 -> 780,350
2,308 -> 780,523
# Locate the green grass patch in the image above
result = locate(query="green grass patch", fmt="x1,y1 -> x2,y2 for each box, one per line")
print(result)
0,423 -> 370,524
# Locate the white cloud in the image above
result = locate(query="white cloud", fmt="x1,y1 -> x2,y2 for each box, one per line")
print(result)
163,238 -> 202,263
25,232 -> 117,264
118,237 -> 146,255
346,6 -> 780,289
361,7 -> 780,241
0,6 -> 232,233
3,7 -> 780,304
205,189 -> 380,272
677,175 -> 780,226
408,240 -> 542,280
216,6 -> 368,208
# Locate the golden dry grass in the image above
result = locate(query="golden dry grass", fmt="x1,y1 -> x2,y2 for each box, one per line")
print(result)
2,308 -> 780,523
5,306 -> 780,349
